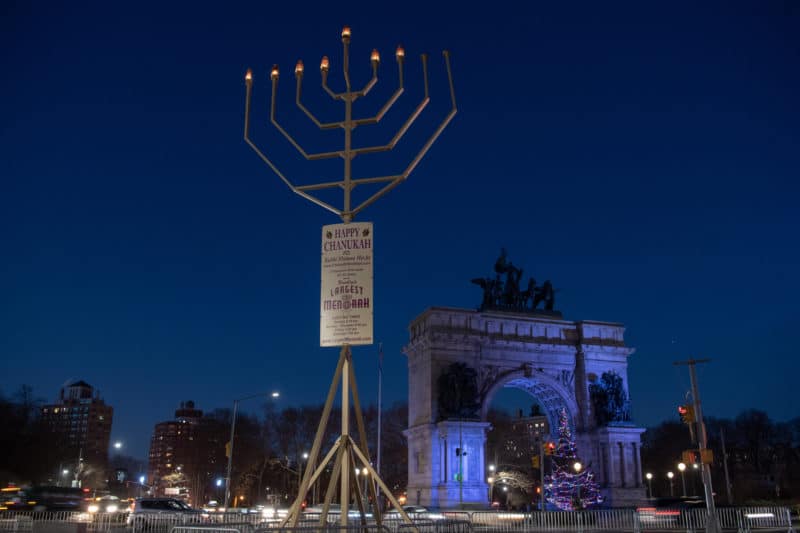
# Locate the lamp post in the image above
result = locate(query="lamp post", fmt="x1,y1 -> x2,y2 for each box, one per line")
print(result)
645,473 -> 653,499
361,467 -> 369,507
488,464 -> 496,506
677,463 -> 687,498
667,472 -> 674,497
225,390 -> 280,509
573,462 -> 583,510
299,452 -> 309,494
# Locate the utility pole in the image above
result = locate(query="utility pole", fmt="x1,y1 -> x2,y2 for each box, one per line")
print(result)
720,428 -> 733,505
674,358 -> 719,533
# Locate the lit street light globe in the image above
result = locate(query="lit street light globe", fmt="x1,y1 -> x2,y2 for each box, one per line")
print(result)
573,462 -> 582,473
114,441 -> 122,450
678,463 -> 686,472
667,471 -> 674,479
216,479 -> 223,487
645,473 -> 653,480
139,476 -> 145,484
271,391 -> 280,398
488,464 -> 495,472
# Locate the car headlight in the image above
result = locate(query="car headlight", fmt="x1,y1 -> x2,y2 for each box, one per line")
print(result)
88,504 -> 99,513
106,504 -> 118,513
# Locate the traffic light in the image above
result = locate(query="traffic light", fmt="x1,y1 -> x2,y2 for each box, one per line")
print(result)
544,442 -> 556,456
682,448 -> 713,465
682,449 -> 700,465
700,449 -> 714,464
678,405 -> 695,424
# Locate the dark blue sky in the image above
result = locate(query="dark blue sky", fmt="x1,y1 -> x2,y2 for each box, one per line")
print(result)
2,1 -> 798,460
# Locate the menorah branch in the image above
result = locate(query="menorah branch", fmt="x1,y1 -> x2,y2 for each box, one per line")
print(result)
244,29 -> 456,223
296,74 -> 341,130
271,75 -> 342,161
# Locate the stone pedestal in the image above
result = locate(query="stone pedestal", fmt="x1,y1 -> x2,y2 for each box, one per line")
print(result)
594,425 -> 647,507
405,420 -> 490,508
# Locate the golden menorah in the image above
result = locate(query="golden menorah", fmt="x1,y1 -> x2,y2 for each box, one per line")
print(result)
240,28 -> 456,528
243,26 -> 456,223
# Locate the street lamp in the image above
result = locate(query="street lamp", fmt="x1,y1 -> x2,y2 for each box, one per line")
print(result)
488,465 -> 496,506
573,462 -> 583,510
225,390 -> 280,509
299,452 -> 309,493
645,473 -> 653,499
677,463 -> 687,497
113,441 -> 123,450
667,471 -> 674,497
360,467 -> 369,506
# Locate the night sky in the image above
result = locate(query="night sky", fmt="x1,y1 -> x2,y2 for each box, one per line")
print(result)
2,1 -> 798,461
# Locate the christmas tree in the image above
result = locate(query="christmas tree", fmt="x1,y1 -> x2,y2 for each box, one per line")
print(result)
544,409 -> 603,510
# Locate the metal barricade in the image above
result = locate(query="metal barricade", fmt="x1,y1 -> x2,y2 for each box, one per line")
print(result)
737,506 -> 795,532
170,527 -> 254,533
0,505 -> 794,533
254,525 -> 391,533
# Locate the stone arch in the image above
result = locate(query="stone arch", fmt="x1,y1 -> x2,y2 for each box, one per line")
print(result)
480,369 -> 578,438
403,307 -> 646,508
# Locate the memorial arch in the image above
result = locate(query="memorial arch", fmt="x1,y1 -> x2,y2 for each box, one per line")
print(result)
403,306 -> 646,508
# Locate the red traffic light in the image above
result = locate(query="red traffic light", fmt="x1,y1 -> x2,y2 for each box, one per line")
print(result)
678,405 -> 695,424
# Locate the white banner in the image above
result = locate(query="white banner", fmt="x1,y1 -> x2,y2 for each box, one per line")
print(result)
320,222 -> 373,347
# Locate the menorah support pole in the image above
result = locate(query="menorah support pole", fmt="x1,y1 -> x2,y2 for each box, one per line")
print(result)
282,347 -> 345,527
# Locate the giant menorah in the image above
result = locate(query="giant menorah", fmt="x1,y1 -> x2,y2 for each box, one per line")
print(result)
242,27 -> 456,528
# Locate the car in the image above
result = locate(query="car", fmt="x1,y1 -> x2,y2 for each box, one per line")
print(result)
126,498 -> 206,531
87,495 -> 122,514
1,486 -> 86,512
303,504 -> 373,523
386,505 -> 445,520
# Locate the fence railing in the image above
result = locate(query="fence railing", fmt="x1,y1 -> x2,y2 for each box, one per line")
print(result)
0,506 -> 794,533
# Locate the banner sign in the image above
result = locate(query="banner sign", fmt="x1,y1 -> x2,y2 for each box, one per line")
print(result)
320,222 -> 373,347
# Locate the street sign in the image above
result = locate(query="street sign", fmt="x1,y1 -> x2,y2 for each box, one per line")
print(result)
320,222 -> 374,347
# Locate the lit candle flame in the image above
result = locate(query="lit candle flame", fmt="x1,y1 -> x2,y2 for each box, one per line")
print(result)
245,69 -> 253,82
320,56 -> 329,72
341,26 -> 351,39
395,45 -> 405,60
270,64 -> 279,81
295,60 -> 304,77
370,49 -> 380,64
